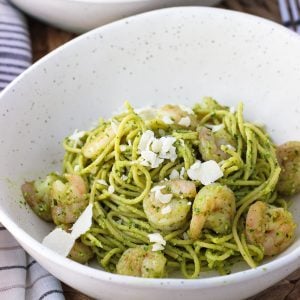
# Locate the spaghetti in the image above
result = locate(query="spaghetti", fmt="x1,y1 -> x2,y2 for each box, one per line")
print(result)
23,98 -> 296,279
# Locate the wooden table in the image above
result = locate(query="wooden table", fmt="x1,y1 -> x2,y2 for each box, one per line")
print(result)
27,1 -> 300,299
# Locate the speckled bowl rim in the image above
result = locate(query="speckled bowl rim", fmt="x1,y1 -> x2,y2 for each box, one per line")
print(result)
1,6 -> 300,289
60,0 -> 220,5
61,0 -> 152,4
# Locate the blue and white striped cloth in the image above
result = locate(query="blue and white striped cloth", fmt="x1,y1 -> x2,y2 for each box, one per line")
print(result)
0,0 -> 31,91
0,1 -> 65,299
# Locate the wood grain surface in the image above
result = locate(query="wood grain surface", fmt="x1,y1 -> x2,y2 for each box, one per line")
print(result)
27,1 -> 300,299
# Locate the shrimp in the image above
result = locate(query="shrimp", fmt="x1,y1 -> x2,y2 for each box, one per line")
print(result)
116,247 -> 166,278
51,174 -> 88,225
246,201 -> 296,256
189,183 -> 236,240
21,174 -> 58,222
158,104 -> 197,128
82,126 -> 115,158
59,224 -> 94,264
276,141 -> 300,196
198,127 -> 236,162
68,240 -> 94,264
143,179 -> 197,231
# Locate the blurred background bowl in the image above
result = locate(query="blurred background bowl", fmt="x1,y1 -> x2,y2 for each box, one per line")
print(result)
10,0 -> 222,33
0,6 -> 300,300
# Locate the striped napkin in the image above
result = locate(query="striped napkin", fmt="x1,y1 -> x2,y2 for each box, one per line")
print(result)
0,1 -> 65,299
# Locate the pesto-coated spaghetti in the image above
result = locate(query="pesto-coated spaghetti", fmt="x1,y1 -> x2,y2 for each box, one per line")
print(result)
22,98 -> 299,279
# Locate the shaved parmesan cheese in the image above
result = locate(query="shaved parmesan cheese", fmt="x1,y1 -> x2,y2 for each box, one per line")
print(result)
42,228 -> 75,257
152,243 -> 165,251
69,129 -> 85,146
108,185 -> 115,194
179,104 -> 194,115
229,106 -> 235,114
162,116 -> 174,124
128,140 -> 132,146
180,167 -> 185,179
71,203 -> 93,239
151,139 -> 162,153
138,130 -> 155,152
151,186 -> 173,203
178,116 -> 191,127
121,174 -> 128,181
226,144 -> 236,151
138,131 -> 177,168
96,179 -> 108,186
43,203 -> 94,257
148,233 -> 166,246
135,107 -> 157,120
151,185 -> 165,192
161,205 -> 172,215
187,160 -> 202,181
161,146 -> 177,162
111,120 -> 119,134
187,160 -> 223,185
169,169 -> 179,180
140,150 -> 164,168
169,167 -> 185,180
158,137 -> 177,162
199,161 -> 223,185
157,192 -> 173,204
120,145 -> 127,152
206,124 -> 224,133
155,189 -> 173,204
74,165 -> 80,172
160,136 -> 176,153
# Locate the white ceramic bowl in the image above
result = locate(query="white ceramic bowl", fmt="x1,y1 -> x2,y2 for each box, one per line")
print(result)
1,7 -> 300,300
11,0 -> 221,33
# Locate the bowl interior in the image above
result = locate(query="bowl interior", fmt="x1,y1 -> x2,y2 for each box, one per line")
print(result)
1,6 -> 300,279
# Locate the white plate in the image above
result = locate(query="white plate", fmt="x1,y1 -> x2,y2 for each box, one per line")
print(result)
0,7 -> 300,300
11,0 -> 221,33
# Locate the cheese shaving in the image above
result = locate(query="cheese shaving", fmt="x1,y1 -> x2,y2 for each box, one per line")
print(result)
178,116 -> 191,127
138,130 -> 155,152
120,145 -> 127,152
68,129 -> 85,146
74,165 -> 80,172
206,124 -> 225,133
108,185 -> 115,194
152,243 -> 165,251
169,169 -> 180,180
154,188 -> 173,204
179,104 -> 194,115
121,174 -> 128,181
179,167 -> 185,179
225,144 -> 236,151
162,116 -> 174,124
71,203 -> 93,239
161,205 -> 172,215
135,107 -> 157,120
187,160 -> 223,185
96,179 -> 108,186
42,228 -> 75,257
138,131 -> 177,168
148,233 -> 166,246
